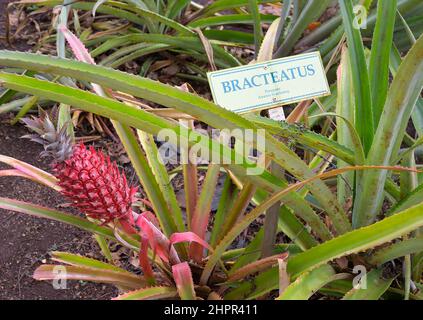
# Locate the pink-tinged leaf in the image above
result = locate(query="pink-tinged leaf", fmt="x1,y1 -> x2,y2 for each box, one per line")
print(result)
172,262 -> 196,300
0,155 -> 59,191
0,169 -> 32,179
136,214 -> 180,265
139,235 -> 156,285
58,25 -> 95,65
141,210 -> 160,228
169,232 -> 213,252
0,197 -> 115,239
34,264 -> 146,289
227,253 -> 289,283
113,286 -> 177,300
59,24 -> 109,96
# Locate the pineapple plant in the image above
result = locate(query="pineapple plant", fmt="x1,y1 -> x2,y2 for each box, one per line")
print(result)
22,109 -> 138,228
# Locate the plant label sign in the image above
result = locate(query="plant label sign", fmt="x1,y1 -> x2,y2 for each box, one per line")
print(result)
207,51 -> 330,114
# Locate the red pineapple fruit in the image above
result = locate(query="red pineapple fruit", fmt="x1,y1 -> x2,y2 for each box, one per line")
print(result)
22,109 -> 138,227
55,144 -> 137,225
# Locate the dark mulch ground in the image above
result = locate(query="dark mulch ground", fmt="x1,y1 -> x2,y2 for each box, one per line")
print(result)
0,0 -> 117,299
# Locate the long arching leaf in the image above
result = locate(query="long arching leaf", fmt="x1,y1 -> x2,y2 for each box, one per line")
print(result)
277,264 -> 349,300
33,265 -> 146,289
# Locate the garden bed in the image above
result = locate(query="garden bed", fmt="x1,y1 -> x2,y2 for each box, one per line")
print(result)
0,0 -> 422,301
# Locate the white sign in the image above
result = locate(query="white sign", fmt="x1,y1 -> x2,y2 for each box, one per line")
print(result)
207,51 -> 330,114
